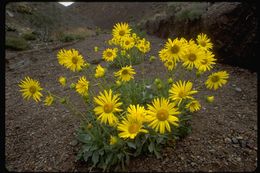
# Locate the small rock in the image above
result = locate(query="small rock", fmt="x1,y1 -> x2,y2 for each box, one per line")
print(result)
70,139 -> 78,146
191,162 -> 196,167
236,136 -> 243,140
232,137 -> 238,144
224,137 -> 232,143
209,149 -> 216,153
235,87 -> 242,92
236,157 -> 241,162
239,140 -> 247,148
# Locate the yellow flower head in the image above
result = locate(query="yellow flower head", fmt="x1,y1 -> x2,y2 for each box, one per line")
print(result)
114,65 -> 136,82
120,36 -> 135,50
75,76 -> 89,96
112,22 -> 131,40
136,38 -> 151,53
181,40 -> 204,70
117,113 -> 148,139
164,59 -> 176,71
59,76 -> 66,87
198,51 -> 216,72
206,96 -> 214,103
19,76 -> 43,102
196,33 -> 213,50
94,89 -> 122,126
185,99 -> 201,112
127,104 -> 148,122
57,49 -> 85,72
146,97 -> 180,134
102,48 -> 117,62
205,71 -> 229,90
109,135 -> 118,145
95,64 -> 106,78
169,80 -> 198,106
44,95 -> 54,106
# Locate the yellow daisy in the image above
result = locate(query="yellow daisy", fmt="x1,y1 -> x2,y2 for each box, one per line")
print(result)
127,104 -> 148,122
205,71 -> 229,90
19,76 -> 43,102
112,22 -> 131,40
61,49 -> 85,72
169,80 -> 198,106
114,65 -> 136,82
198,51 -> 216,72
75,76 -> 89,96
146,97 -> 180,134
181,40 -> 204,70
44,95 -> 54,106
164,59 -> 176,71
57,49 -> 67,66
102,48 -> 117,62
95,64 -> 106,78
58,76 -> 66,87
117,114 -> 148,139
136,38 -> 151,53
109,135 -> 119,145
185,99 -> 201,112
196,33 -> 213,50
93,89 -> 123,126
120,36 -> 135,50
161,38 -> 187,63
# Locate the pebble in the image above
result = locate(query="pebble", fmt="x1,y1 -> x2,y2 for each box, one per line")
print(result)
236,136 -> 243,140
224,137 -> 232,144
239,140 -> 247,148
235,87 -> 242,92
236,157 -> 241,162
191,162 -> 196,167
231,137 -> 238,144
70,139 -> 78,146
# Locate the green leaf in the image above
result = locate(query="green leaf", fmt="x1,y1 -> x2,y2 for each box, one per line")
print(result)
76,133 -> 91,143
127,141 -> 136,149
148,142 -> 155,153
92,150 -> 100,166
154,149 -> 161,159
83,151 -> 93,162
75,151 -> 83,161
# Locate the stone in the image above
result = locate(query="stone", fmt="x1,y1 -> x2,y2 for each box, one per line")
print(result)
224,137 -> 232,143
231,137 -> 238,144
239,140 -> 247,148
235,87 -> 242,92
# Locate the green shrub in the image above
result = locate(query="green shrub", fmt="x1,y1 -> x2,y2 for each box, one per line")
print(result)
22,32 -> 37,40
5,36 -> 29,50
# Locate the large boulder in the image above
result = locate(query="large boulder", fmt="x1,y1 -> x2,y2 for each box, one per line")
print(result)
141,2 -> 258,71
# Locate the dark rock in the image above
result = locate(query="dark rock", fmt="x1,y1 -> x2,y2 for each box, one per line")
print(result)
231,137 -> 238,144
224,137 -> 232,144
239,140 -> 247,148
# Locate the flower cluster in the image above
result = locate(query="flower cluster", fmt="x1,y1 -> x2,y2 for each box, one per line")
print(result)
18,22 -> 229,171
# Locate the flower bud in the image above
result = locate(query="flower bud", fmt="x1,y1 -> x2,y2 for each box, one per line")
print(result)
206,96 -> 214,103
70,83 -> 76,89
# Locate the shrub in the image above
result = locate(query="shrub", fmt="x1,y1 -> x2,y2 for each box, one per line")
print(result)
6,36 -> 29,50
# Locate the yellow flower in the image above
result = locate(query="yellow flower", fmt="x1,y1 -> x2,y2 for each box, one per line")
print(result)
75,76 -> 89,96
19,77 -> 43,102
169,80 -> 198,106
114,65 -> 136,82
205,71 -> 229,90
196,33 -> 213,50
146,98 -> 180,134
102,48 -> 117,62
127,104 -> 147,122
181,40 -> 204,70
198,51 -> 216,72
93,89 -> 122,126
94,46 -> 99,52
164,59 -> 176,71
206,96 -> 214,103
159,38 -> 187,63
117,113 -> 148,139
95,64 -> 106,78
57,49 -> 67,65
59,49 -> 85,72
109,136 -> 118,145
44,95 -> 54,106
120,36 -> 135,50
59,76 -> 66,87
136,38 -> 150,53
185,99 -> 201,112
112,22 -> 131,40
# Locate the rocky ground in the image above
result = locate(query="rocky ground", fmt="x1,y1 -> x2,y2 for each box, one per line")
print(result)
5,33 -> 257,172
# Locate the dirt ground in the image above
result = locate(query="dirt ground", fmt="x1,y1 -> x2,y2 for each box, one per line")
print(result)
5,33 -> 257,172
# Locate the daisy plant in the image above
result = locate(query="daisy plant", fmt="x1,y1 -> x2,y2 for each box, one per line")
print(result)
18,22 -> 229,171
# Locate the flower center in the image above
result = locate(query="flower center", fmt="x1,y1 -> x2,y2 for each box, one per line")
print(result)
122,69 -> 129,75
171,45 -> 180,54
128,123 -> 139,134
29,86 -> 36,94
119,30 -> 125,36
125,41 -> 130,45
201,59 -> 208,65
168,61 -> 173,66
103,103 -> 114,113
178,90 -> 186,98
106,51 -> 113,57
188,53 -> 196,61
156,109 -> 169,121
211,75 -> 220,83
200,41 -> 206,47
72,57 -> 78,64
